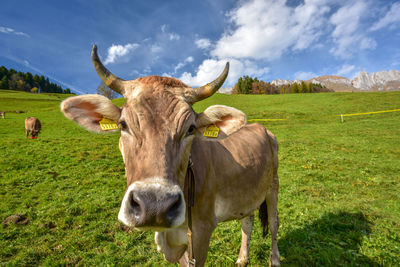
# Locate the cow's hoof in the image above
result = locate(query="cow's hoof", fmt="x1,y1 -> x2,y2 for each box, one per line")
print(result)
269,260 -> 281,267
235,258 -> 249,267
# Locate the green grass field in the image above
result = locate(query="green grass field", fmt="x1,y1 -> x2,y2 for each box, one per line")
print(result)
1,89 -> 399,266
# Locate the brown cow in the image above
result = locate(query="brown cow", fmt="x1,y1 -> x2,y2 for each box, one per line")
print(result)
25,117 -> 41,139
61,45 -> 280,267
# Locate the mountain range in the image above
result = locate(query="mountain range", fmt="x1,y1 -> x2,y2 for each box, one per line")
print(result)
272,70 -> 400,92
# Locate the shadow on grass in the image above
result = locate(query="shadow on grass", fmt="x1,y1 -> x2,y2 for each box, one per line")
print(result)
277,211 -> 376,266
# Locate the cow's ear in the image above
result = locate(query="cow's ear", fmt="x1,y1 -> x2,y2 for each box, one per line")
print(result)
61,94 -> 121,133
195,105 -> 247,140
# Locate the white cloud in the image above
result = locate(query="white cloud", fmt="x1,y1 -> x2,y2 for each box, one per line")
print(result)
336,64 -> 355,76
182,0 -> 387,88
174,63 -> 185,73
104,43 -> 139,64
169,33 -> 180,41
185,0 -> 334,86
174,56 -> 194,73
143,66 -> 151,74
161,24 -> 180,41
0,26 -> 29,37
205,0 -> 378,61
329,1 -> 375,58
185,56 -> 194,63
291,0 -> 331,51
211,0 -> 330,60
370,2 -> 400,31
151,44 -> 162,53
360,37 -> 377,50
179,59 -> 268,87
195,38 -> 212,49
294,71 -> 317,80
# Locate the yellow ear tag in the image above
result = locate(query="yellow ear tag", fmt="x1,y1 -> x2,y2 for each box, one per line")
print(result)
203,124 -> 219,138
99,117 -> 119,131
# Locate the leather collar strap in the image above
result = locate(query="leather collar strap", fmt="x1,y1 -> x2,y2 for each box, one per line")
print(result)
186,156 -> 196,266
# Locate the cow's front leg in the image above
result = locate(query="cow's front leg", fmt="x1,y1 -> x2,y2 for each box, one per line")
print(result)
179,219 -> 216,267
236,215 -> 254,266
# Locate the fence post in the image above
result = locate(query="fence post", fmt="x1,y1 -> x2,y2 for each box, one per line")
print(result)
341,114 -> 344,123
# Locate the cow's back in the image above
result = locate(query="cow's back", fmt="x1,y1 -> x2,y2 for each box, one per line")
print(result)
191,123 -> 277,222
25,117 -> 41,131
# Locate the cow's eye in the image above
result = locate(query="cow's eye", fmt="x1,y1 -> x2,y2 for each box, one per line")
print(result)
119,121 -> 128,130
187,124 -> 196,136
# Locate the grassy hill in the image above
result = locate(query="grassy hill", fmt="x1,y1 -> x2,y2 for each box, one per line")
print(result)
1,90 -> 399,265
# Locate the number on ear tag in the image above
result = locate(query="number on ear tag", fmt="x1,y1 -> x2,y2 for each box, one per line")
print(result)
99,117 -> 118,131
203,125 -> 219,138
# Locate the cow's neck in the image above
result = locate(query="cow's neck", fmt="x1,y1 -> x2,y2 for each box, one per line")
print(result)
186,154 -> 196,266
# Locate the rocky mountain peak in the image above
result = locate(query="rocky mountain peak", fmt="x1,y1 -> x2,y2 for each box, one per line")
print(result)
352,70 -> 400,90
271,70 -> 400,92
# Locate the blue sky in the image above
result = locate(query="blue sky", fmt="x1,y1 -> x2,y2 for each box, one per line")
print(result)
1,0 -> 400,94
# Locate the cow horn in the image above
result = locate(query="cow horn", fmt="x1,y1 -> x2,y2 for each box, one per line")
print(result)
188,62 -> 229,103
91,44 -> 126,96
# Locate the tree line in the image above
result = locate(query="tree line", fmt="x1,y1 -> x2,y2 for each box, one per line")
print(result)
232,76 -> 333,94
0,66 -> 72,94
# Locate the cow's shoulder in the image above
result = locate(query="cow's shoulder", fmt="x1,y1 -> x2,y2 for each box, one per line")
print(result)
246,123 -> 277,147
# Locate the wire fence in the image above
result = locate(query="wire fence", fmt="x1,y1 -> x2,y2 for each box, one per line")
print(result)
339,109 -> 400,122
247,108 -> 400,123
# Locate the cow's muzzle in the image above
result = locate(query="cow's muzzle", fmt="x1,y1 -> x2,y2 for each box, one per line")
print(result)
118,178 -> 186,229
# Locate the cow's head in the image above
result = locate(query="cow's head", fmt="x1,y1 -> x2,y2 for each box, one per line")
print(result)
61,45 -> 246,231
31,129 -> 40,137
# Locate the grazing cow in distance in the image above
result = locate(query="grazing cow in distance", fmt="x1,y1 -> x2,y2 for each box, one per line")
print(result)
0,111 -> 5,119
61,45 -> 280,267
25,117 -> 41,139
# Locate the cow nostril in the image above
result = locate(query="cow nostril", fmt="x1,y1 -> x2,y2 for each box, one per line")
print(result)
129,192 -> 141,219
167,194 -> 182,221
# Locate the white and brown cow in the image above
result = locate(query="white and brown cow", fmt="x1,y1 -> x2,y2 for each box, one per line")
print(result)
61,45 -> 280,266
